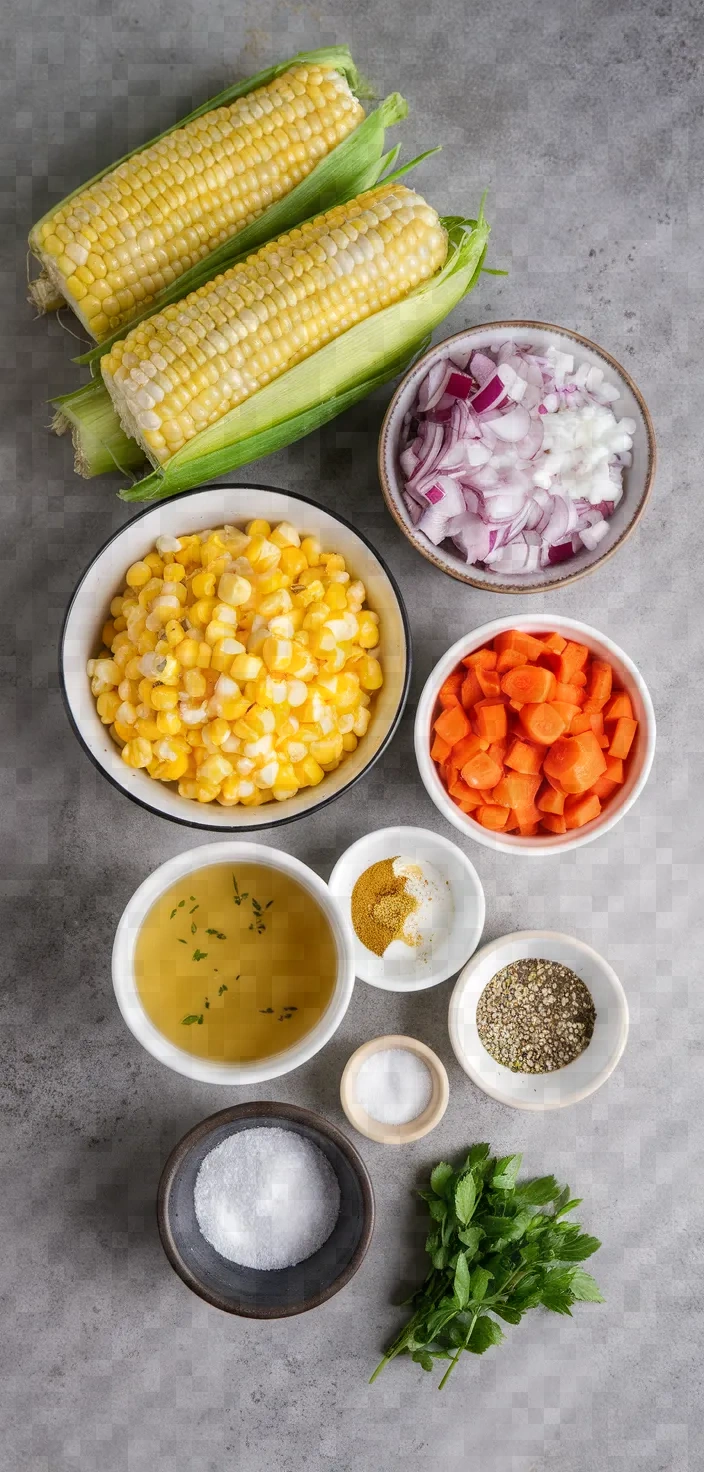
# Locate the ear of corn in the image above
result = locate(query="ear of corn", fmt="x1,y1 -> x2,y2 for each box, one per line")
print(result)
28,46 -> 400,343
53,192 -> 490,497
74,91 -> 409,366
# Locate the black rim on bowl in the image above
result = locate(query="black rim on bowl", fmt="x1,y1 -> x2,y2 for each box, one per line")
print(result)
157,1101 -> 375,1317
59,481 -> 412,831
378,321 -> 657,593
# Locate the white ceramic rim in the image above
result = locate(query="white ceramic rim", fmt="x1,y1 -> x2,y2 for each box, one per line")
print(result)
448,930 -> 629,1111
328,824 -> 485,990
112,840 -> 355,1084
378,320 -> 656,593
414,614 -> 656,856
339,1034 -> 450,1143
60,481 -> 411,832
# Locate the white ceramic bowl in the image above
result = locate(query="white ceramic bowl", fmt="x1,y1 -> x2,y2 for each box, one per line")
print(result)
112,841 -> 355,1084
379,321 -> 656,593
328,825 -> 485,990
449,930 -> 629,1110
415,615 -> 655,856
61,482 -> 410,830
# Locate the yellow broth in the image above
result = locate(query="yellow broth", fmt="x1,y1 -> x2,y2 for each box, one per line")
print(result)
134,863 -> 338,1062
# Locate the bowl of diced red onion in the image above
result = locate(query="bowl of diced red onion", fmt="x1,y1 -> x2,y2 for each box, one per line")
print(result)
379,322 -> 656,591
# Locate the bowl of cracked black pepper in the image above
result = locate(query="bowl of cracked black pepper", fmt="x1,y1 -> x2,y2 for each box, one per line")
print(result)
448,930 -> 628,1109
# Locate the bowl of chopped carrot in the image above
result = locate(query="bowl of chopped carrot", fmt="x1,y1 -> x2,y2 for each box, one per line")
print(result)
414,617 -> 655,854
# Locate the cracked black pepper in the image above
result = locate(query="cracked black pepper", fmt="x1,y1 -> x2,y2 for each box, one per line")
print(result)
476,958 -> 596,1073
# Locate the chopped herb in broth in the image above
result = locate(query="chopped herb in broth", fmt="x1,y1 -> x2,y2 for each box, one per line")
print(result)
135,864 -> 337,1063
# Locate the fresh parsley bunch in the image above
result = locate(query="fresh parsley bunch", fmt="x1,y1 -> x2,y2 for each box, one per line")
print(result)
370,1145 -> 603,1390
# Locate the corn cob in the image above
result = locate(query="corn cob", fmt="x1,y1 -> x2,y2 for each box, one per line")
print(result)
29,47 -> 403,343
53,188 -> 490,497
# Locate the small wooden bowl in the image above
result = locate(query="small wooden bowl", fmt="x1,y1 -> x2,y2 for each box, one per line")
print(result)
157,1101 -> 375,1317
340,1035 -> 449,1145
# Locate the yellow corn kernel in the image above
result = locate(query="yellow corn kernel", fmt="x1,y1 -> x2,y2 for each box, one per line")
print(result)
293,580 -> 326,608
196,642 -> 212,669
191,570 -> 216,599
173,636 -> 199,668
196,783 -> 220,804
353,706 -> 371,738
189,597 -> 217,627
164,619 -> 185,647
295,755 -> 325,787
246,519 -> 272,538
247,535 -> 280,569
144,552 -> 164,576
324,552 -> 346,573
101,620 -> 116,647
357,615 -> 379,649
301,536 -> 321,566
255,675 -> 289,708
218,776 -> 242,805
280,546 -> 307,580
125,560 -> 151,589
308,626 -> 337,657
96,691 -> 120,724
154,753 -> 189,782
342,732 -> 358,753
198,753 -> 233,787
183,669 -> 207,698
324,582 -> 347,611
112,718 -> 134,744
178,779 -> 199,800
273,760 -> 298,791
136,631 -> 158,656
220,695 -> 250,723
217,571 -> 252,607
110,595 -> 124,618
231,652 -> 263,682
359,655 -> 383,690
186,730 -> 204,748
205,618 -> 237,647
121,736 -> 152,768
309,732 -> 343,765
270,521 -> 300,550
162,561 -> 185,583
135,716 -> 161,741
255,569 -> 286,598
262,635 -> 293,673
205,718 -> 230,747
302,601 -> 330,631
137,578 -> 163,608
156,710 -> 182,736
150,685 -> 178,710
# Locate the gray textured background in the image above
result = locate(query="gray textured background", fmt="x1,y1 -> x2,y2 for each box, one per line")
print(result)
3,1 -> 701,1468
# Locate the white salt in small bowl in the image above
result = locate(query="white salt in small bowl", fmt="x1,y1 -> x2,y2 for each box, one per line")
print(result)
328,826 -> 485,991
340,1035 -> 449,1144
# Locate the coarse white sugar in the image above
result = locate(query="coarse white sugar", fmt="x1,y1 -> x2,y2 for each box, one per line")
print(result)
193,1126 -> 340,1270
355,1048 -> 433,1125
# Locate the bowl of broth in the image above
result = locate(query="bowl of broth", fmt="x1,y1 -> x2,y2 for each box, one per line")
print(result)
112,842 -> 355,1083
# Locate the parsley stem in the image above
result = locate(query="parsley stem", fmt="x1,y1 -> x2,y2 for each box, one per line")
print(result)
437,1311 -> 478,1391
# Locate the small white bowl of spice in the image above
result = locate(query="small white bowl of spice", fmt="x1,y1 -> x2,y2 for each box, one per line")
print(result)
329,825 -> 485,991
449,930 -> 628,1110
340,1035 -> 449,1144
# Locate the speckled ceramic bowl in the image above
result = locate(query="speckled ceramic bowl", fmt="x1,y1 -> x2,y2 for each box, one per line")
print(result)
378,321 -> 656,592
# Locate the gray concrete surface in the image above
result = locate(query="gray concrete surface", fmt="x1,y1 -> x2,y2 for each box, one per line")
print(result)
3,1 -> 701,1468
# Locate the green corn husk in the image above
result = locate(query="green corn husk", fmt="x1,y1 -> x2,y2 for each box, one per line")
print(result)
54,205 -> 490,498
28,46 -> 404,334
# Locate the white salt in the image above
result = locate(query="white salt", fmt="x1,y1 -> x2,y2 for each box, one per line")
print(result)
194,1127 -> 340,1270
355,1048 -> 433,1125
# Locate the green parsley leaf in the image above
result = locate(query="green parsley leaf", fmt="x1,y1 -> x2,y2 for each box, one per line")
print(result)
466,1316 -> 504,1355
192,949 -> 208,962
181,1014 -> 203,1025
453,1253 -> 470,1309
191,921 -> 197,934
491,1155 -> 522,1190
430,1162 -> 454,1198
454,1173 -> 477,1226
568,1269 -> 605,1303
218,984 -> 228,996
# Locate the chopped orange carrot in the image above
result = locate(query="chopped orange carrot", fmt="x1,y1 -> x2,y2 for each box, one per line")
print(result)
447,732 -> 487,769
603,691 -> 633,722
494,630 -> 546,661
438,670 -> 463,708
496,649 -> 529,674
603,755 -> 624,783
571,710 -> 605,737
487,740 -> 508,767
505,737 -> 544,775
541,813 -> 567,834
509,698 -> 524,712
519,701 -> 567,746
583,660 -> 613,713
564,793 -> 602,829
543,730 -> 607,794
554,681 -> 585,706
476,804 -> 510,831
494,772 -> 541,807
501,664 -> 557,704
551,700 -> 582,727
557,642 -> 590,683
504,809 -> 521,831
431,734 -> 452,763
512,799 -> 541,828
460,669 -> 483,709
463,648 -> 497,671
540,632 -> 567,655
537,783 -> 565,815
589,774 -> 619,801
475,700 -> 508,744
609,717 -> 637,760
460,751 -> 504,789
434,704 -> 471,746
476,667 -> 502,699
543,768 -> 566,793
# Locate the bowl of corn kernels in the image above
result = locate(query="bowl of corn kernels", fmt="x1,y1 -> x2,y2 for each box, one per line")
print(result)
61,484 -> 411,829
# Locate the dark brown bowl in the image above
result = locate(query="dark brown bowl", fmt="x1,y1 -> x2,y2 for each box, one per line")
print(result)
157,1101 -> 375,1318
